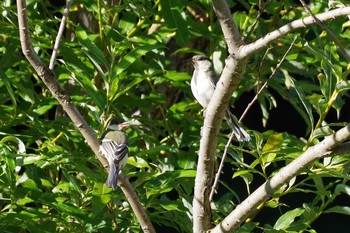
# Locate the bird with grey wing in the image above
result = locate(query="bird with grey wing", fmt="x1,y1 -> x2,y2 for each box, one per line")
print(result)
188,55 -> 250,142
100,118 -> 129,190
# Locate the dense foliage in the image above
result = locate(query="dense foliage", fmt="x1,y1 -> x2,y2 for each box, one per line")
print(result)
1,0 -> 349,232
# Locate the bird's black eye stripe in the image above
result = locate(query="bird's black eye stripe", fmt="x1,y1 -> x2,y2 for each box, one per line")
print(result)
194,56 -> 209,61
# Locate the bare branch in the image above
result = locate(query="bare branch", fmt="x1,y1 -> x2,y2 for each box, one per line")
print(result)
211,0 -> 245,53
210,124 -> 350,233
240,36 -> 297,122
193,2 -> 249,229
209,132 -> 235,202
299,0 -> 350,62
49,0 -> 73,70
16,1 -> 155,232
324,141 -> 350,157
17,0 -> 101,160
119,173 -> 155,233
197,2 -> 350,232
193,122 -> 219,231
193,54 -> 249,232
211,36 -> 296,202
240,7 -> 350,58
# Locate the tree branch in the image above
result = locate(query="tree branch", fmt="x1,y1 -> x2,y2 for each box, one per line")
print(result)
299,0 -> 350,62
210,123 -> 350,233
193,54 -> 249,231
240,36 -> 297,122
211,0 -> 245,53
193,1 -> 249,231
16,1 -> 155,232
196,2 -> 350,232
17,0 -> 101,160
240,7 -> 350,58
49,0 -> 73,70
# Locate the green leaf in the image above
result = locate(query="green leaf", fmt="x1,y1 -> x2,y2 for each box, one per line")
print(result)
113,44 -> 164,76
0,69 -> 17,107
334,184 -> 350,196
324,206 -> 350,215
76,28 -> 109,68
1,136 -> 26,154
91,183 -> 112,217
109,76 -> 144,101
310,125 -> 333,140
160,0 -> 188,45
283,73 -> 314,131
262,133 -> 284,165
52,202 -> 86,218
61,167 -> 83,194
336,80 -> 350,93
274,208 -> 305,230
70,70 -> 106,111
145,170 -> 196,198
304,42 -> 342,78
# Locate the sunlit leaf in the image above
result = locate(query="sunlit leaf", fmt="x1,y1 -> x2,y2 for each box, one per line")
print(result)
113,44 -> 164,76
274,208 -> 305,230
324,206 -> 350,215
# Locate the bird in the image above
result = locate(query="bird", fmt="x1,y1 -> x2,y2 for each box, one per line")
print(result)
100,118 -> 129,190
188,55 -> 250,141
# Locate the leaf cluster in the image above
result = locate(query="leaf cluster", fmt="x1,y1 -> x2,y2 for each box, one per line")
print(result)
0,0 -> 350,232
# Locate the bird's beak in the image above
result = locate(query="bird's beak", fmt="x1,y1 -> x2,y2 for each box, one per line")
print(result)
127,119 -> 141,127
120,118 -> 141,131
186,58 -> 193,63
119,121 -> 129,131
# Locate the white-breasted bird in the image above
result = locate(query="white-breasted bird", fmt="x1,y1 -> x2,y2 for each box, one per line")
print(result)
188,55 -> 250,141
100,118 -> 129,190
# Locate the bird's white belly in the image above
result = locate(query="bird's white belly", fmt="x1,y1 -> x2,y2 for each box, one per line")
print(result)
191,70 -> 215,108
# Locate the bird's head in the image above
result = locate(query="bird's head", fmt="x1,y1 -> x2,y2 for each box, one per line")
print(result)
107,118 -> 129,132
187,55 -> 214,71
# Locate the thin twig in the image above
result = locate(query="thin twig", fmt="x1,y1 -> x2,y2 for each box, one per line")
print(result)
240,36 -> 298,122
17,1 -> 156,232
298,0 -> 350,63
244,0 -> 272,42
257,47 -> 273,91
209,37 -> 297,202
49,0 -> 73,70
209,131 -> 235,202
240,7 -> 350,58
211,122 -> 350,233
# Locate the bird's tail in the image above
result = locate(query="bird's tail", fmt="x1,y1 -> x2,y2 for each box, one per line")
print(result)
106,162 -> 119,190
225,109 -> 251,142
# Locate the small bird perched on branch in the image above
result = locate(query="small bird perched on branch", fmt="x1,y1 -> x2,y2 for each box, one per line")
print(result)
188,55 -> 250,142
100,118 -> 129,190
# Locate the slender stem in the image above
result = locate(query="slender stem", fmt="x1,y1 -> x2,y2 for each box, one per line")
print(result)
299,0 -> 350,62
211,124 -> 350,233
240,37 -> 297,122
16,1 -> 155,232
240,7 -> 350,58
49,0 -> 73,70
209,132 -> 235,202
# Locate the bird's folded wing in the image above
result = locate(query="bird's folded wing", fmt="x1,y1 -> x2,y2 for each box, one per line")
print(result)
101,139 -> 129,163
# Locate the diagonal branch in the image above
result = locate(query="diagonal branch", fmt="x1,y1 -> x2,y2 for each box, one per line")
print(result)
240,7 -> 350,58
49,0 -> 73,70
193,54 -> 249,232
210,123 -> 350,233
196,2 -> 350,232
193,1 -> 249,231
17,0 -> 101,160
211,0 -> 245,53
16,1 -> 155,232
299,0 -> 350,62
